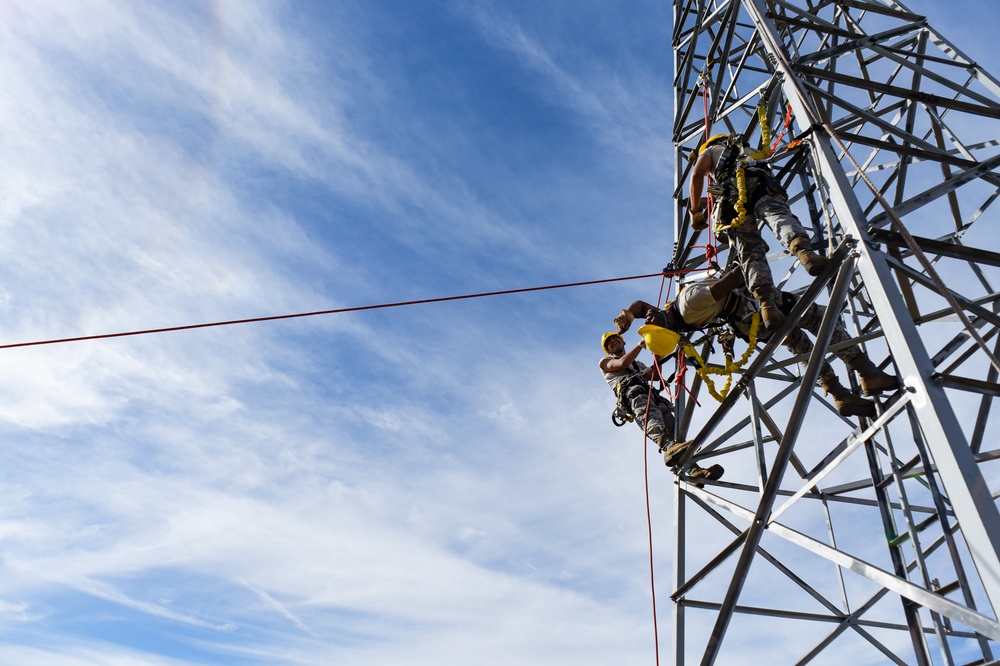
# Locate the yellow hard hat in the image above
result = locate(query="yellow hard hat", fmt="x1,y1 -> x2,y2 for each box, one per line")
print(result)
601,331 -> 623,354
698,133 -> 731,155
638,324 -> 680,356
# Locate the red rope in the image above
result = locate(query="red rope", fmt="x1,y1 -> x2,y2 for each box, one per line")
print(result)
0,272 -> 663,351
673,347 -> 700,406
698,82 -> 722,271
638,378 -> 661,666
639,275 -> 698,666
640,409 -> 662,664
640,273 -> 669,666
769,103 -> 794,156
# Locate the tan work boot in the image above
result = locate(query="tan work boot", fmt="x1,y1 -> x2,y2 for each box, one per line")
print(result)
847,356 -> 898,396
753,289 -> 786,330
820,376 -> 876,418
789,237 -> 828,277
661,440 -> 693,468
686,464 -> 725,487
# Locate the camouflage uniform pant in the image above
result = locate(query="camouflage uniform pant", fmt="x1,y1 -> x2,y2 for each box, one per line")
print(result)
779,300 -> 862,385
755,193 -> 813,249
732,297 -> 862,385
625,389 -> 676,446
729,218 -> 779,302
727,191 -> 815,304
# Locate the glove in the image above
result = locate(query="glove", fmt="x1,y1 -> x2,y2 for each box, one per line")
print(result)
615,309 -> 635,333
690,208 -> 708,231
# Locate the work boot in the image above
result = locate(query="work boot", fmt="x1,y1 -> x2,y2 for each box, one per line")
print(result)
789,237 -> 828,277
820,376 -> 876,418
753,289 -> 786,331
686,464 -> 725,487
661,440 -> 694,468
847,356 -> 898,396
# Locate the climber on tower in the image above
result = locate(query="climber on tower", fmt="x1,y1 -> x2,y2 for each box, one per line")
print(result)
688,133 -> 828,330
599,331 -> 724,480
614,268 -> 898,418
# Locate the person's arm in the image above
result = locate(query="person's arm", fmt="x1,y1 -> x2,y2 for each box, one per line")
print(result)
599,340 -> 646,373
689,153 -> 712,207
616,300 -> 659,332
707,268 -> 746,301
688,152 -> 713,229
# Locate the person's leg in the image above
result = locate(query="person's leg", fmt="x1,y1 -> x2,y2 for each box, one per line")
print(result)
756,194 -> 828,276
731,222 -> 785,329
628,391 -> 665,442
798,301 -> 898,396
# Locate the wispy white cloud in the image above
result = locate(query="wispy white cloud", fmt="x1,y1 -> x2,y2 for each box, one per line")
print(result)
463,2 -> 672,173
241,578 -> 312,634
0,0 -> 954,663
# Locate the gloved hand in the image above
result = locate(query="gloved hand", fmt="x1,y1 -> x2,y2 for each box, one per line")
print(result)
690,208 -> 708,231
615,309 -> 635,333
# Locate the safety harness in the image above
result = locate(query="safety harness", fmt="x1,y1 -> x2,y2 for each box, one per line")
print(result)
611,361 -> 671,427
709,135 -> 786,234
684,311 -> 761,402
659,291 -> 761,403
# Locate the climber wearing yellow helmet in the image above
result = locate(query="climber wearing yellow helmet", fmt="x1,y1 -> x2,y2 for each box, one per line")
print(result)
599,330 -> 724,481
614,269 -> 897,418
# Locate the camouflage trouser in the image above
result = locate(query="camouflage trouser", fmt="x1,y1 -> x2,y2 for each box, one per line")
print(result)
754,193 -> 814,249
779,301 -> 862,385
729,218 -> 780,303
626,389 -> 676,445
732,297 -> 863,385
728,191 -> 814,303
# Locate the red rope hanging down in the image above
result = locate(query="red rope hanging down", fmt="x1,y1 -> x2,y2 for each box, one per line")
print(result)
637,268 -> 705,662
639,272 -> 670,666
700,80 -> 721,270
639,379 -> 661,666
622,272 -> 672,664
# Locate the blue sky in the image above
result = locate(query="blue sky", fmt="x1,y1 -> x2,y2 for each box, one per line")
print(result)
0,1 -> 994,664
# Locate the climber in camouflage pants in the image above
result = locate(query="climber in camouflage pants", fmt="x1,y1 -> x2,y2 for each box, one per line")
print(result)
689,134 -> 830,330
615,270 -> 898,418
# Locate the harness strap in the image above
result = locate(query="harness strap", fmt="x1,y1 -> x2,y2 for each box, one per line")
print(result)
613,362 -> 646,399
682,312 -> 761,402
718,291 -> 743,319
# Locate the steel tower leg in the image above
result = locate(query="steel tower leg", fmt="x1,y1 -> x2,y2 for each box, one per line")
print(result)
670,1 -> 1000,663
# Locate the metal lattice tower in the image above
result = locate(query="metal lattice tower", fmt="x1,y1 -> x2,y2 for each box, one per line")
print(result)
669,1 -> 1000,664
